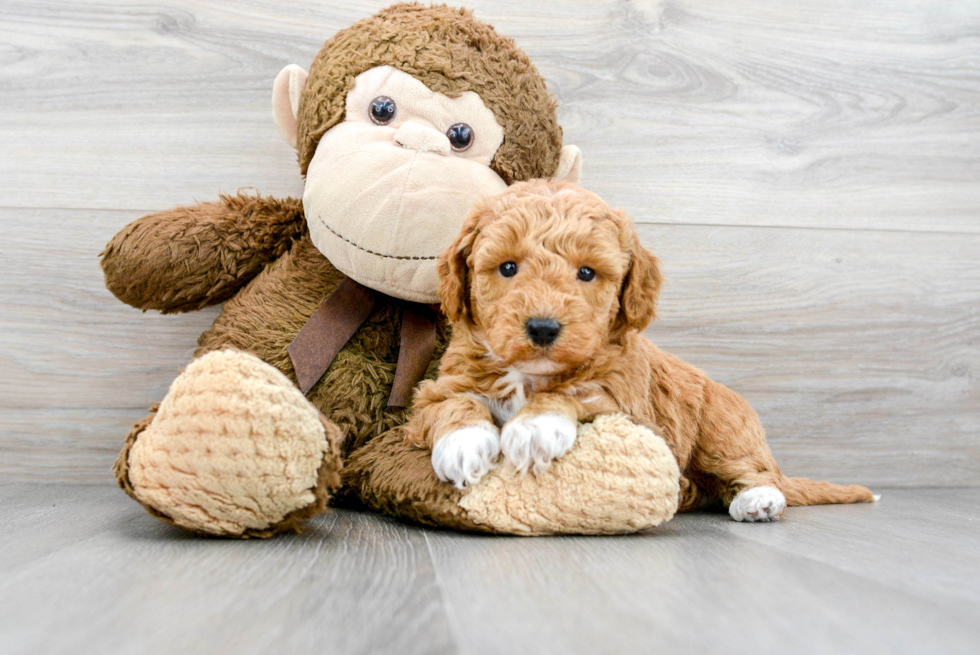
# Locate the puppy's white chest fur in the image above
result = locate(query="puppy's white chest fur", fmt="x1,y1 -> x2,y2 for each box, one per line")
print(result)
480,395 -> 526,426
469,366 -> 543,426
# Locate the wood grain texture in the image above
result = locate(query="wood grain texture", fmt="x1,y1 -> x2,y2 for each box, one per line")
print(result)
1,0 -> 978,484
714,488 -> 980,611
2,0 -> 978,231
1,485 -> 978,654
2,208 -> 976,485
0,485 -> 456,655
425,495 -> 980,654
642,222 -> 980,485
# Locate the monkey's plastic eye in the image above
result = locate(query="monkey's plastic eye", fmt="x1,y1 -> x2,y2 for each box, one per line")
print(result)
499,262 -> 518,278
447,123 -> 474,151
577,267 -> 596,282
369,96 -> 396,125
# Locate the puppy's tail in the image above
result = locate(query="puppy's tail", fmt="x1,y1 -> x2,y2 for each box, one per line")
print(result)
781,476 -> 877,506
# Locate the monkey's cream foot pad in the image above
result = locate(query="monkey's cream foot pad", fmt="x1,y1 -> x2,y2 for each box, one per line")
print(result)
344,413 -> 681,535
126,350 -> 342,537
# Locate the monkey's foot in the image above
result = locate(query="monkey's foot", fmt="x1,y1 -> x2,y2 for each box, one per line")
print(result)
346,413 -> 681,535
124,350 -> 343,537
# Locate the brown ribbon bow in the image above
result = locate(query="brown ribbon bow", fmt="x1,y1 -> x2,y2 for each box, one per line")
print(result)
287,278 -> 439,409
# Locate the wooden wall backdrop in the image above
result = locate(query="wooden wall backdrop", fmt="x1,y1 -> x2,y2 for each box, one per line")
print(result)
1,0 -> 978,486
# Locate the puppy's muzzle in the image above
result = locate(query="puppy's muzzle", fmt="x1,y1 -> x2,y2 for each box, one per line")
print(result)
525,318 -> 562,347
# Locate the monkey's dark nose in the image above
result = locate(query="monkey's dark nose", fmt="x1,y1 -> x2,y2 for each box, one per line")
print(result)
526,318 -> 562,347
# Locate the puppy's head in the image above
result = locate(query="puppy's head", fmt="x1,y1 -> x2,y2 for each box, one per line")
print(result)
439,180 -> 662,374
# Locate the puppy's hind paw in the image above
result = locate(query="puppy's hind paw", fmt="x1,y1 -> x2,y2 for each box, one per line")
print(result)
729,486 -> 787,522
431,423 -> 500,489
501,413 -> 577,475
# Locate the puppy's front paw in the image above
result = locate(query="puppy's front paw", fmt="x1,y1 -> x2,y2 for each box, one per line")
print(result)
431,423 -> 500,489
729,486 -> 787,522
500,413 -> 577,475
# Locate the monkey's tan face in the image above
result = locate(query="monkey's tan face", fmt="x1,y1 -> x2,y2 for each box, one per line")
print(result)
303,66 -> 508,303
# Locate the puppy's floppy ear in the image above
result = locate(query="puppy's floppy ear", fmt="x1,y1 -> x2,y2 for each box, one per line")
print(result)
615,214 -> 663,334
438,211 -> 482,325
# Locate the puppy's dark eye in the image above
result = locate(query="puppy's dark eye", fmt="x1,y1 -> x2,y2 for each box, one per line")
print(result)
499,261 -> 518,278
369,96 -> 396,125
577,266 -> 596,282
447,123 -> 473,151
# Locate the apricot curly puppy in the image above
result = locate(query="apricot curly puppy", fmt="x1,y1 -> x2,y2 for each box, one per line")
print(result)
406,181 -> 876,521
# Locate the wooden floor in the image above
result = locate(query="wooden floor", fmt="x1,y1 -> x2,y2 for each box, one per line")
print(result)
1,485 -> 977,655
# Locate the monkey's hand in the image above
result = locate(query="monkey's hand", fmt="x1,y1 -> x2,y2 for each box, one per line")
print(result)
101,193 -> 306,313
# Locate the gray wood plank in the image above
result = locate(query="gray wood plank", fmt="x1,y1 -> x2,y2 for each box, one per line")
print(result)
2,485 -> 978,655
424,491 -> 980,655
557,1 -> 980,234
1,0 -> 978,233
0,207 -> 220,411
641,222 -> 980,486
0,484 -> 123,574
0,486 -> 457,655
0,409 -> 142,483
711,489 -> 980,610
3,207 -> 977,486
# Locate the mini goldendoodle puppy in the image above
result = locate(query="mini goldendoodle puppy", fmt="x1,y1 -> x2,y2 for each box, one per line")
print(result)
405,181 -> 875,521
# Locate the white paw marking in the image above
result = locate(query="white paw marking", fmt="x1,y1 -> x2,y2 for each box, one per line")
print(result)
729,486 -> 787,522
500,413 -> 577,475
431,423 -> 500,489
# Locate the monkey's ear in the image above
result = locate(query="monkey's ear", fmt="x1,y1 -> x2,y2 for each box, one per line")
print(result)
553,145 -> 583,184
272,64 -> 309,149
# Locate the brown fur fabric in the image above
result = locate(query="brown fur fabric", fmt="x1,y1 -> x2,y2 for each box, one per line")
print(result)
296,3 -> 563,183
101,194 -> 306,313
408,181 -> 875,512
194,232 -> 452,459
340,426 -> 486,532
114,407 -> 157,500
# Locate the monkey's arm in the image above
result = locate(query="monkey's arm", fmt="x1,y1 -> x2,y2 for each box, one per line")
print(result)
101,193 -> 306,313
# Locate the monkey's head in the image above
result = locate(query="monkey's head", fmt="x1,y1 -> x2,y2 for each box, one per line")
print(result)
272,4 -> 581,303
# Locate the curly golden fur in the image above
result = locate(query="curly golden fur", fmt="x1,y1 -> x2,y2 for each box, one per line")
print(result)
407,181 -> 875,514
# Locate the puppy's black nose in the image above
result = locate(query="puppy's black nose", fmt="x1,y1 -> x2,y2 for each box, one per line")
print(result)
526,318 -> 562,346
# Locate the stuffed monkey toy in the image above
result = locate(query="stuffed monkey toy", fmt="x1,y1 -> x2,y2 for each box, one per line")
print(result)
102,3 -> 680,537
